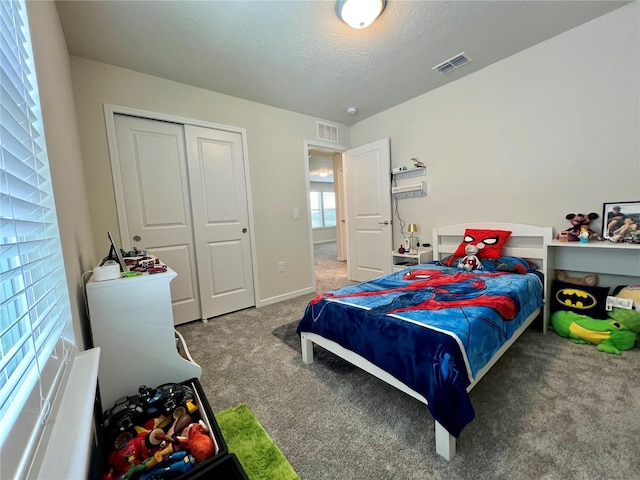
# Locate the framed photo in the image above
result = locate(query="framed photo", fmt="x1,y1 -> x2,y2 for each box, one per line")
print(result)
602,201 -> 640,242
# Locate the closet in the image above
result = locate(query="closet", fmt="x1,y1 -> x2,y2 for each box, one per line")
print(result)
110,112 -> 255,324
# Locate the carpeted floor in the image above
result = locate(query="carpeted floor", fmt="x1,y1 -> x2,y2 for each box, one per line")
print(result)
176,242 -> 640,480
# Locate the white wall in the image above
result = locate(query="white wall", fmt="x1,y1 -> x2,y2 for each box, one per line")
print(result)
351,2 -> 640,247
27,1 -> 96,349
69,57 -> 350,303
31,1 -> 638,315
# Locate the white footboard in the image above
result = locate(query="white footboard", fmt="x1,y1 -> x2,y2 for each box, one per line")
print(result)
300,332 -> 457,459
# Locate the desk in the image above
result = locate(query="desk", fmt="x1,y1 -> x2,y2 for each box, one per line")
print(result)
545,240 -> 640,330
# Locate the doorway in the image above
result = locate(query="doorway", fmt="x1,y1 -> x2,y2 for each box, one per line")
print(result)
305,143 -> 347,291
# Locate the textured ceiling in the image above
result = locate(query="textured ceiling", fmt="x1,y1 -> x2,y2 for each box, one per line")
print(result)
55,0 -> 630,126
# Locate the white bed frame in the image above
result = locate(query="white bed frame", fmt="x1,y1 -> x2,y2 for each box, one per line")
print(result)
300,222 -> 552,460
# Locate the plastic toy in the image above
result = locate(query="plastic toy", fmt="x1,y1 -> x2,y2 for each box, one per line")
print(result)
138,453 -> 197,480
551,310 -> 637,354
579,225 -> 589,243
561,213 -> 602,242
457,244 -> 483,271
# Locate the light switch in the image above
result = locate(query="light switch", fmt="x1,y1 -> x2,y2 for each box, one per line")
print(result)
293,208 -> 300,219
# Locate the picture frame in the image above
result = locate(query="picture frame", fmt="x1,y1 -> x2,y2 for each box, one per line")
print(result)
602,201 -> 640,243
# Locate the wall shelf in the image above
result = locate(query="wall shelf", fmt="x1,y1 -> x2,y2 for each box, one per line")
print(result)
392,167 -> 426,181
392,181 -> 427,199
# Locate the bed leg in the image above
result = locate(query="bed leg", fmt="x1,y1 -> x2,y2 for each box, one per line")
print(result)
435,421 -> 456,460
301,333 -> 314,364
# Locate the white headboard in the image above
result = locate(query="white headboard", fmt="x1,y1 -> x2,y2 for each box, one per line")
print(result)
433,222 -> 552,266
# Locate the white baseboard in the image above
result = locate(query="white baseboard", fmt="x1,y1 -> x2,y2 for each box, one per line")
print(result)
257,286 -> 315,307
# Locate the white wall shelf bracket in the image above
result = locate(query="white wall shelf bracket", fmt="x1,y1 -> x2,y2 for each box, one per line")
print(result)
392,181 -> 427,199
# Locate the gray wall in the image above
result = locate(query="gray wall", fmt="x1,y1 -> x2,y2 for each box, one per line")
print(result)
69,57 -> 350,305
351,3 -> 640,248
27,1 -> 96,349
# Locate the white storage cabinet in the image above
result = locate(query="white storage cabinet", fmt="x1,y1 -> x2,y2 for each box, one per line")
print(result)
86,268 -> 202,409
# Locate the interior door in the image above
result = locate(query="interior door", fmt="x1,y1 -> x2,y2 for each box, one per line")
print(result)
184,125 -> 255,319
335,162 -> 346,262
345,138 -> 393,281
114,114 -> 201,324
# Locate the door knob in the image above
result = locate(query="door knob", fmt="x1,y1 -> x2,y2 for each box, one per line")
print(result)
132,235 -> 141,242
242,228 -> 247,233
378,220 -> 389,225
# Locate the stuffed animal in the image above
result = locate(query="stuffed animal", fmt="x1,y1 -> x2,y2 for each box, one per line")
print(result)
176,420 -> 216,463
457,244 -> 483,271
551,310 -> 638,354
612,285 -> 640,332
555,270 -> 598,287
561,213 -> 603,242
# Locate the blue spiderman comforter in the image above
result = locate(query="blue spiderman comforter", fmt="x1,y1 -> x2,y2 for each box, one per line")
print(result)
297,259 -> 544,437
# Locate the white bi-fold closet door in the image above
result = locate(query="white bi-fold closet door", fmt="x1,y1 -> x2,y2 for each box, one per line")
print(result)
113,114 -> 255,324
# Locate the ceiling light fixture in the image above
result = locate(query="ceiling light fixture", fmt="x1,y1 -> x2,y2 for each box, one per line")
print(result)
347,106 -> 358,115
336,0 -> 386,29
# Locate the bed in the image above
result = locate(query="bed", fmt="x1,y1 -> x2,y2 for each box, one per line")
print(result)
297,222 -> 552,460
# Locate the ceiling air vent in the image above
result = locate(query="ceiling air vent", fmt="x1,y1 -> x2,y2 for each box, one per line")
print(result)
433,52 -> 471,75
317,121 -> 338,143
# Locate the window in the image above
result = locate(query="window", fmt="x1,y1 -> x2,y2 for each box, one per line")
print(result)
310,191 -> 336,229
0,1 -> 76,477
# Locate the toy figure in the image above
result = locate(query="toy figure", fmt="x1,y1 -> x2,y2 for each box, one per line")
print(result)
138,453 -> 197,480
579,225 -> 589,243
457,244 -> 483,271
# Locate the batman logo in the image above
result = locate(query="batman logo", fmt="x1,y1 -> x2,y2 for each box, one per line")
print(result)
555,288 -> 597,309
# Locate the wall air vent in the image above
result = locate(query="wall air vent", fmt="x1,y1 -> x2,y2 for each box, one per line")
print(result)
433,52 -> 471,75
317,122 -> 339,143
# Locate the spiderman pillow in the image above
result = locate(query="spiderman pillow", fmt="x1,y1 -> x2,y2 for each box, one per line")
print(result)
452,229 -> 512,259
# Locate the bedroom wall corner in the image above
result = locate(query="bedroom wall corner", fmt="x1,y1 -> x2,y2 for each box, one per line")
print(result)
350,2 -> 640,245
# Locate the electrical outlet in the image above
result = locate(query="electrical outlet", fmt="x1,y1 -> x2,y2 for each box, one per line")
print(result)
278,261 -> 286,273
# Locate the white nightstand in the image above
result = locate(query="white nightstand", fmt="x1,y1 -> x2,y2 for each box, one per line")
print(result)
392,248 -> 433,272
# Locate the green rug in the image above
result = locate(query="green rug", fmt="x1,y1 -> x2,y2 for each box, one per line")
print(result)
215,403 -> 300,480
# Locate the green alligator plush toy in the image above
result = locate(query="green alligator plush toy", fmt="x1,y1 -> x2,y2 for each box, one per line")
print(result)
551,310 -> 639,355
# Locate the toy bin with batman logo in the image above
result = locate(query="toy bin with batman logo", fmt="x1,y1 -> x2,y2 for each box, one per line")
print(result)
550,279 -> 610,320
98,377 -> 246,480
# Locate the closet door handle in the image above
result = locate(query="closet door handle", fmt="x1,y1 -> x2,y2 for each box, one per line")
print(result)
378,220 -> 389,226
242,228 -> 247,233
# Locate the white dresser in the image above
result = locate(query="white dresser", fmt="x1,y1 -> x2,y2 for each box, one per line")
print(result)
86,268 -> 202,409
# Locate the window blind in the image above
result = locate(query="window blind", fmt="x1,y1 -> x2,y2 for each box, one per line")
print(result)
0,1 -> 76,478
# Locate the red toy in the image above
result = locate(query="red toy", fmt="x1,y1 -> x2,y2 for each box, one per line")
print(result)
176,420 -> 217,463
